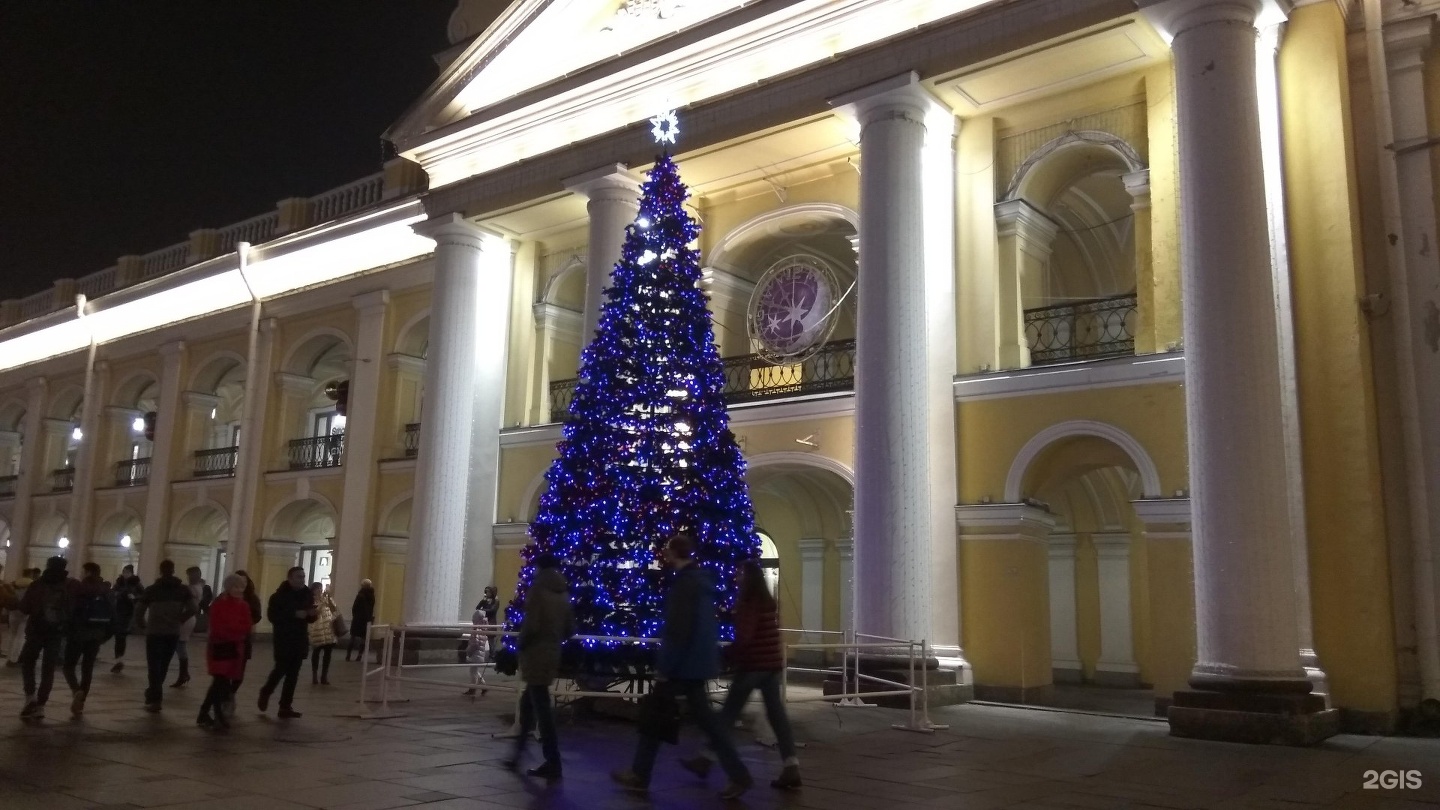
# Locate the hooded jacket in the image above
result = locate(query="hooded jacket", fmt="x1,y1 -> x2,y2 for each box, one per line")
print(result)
657,563 -> 721,681
135,575 -> 198,637
517,568 -> 574,686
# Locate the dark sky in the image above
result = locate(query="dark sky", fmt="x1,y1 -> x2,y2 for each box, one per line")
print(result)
0,1 -> 457,300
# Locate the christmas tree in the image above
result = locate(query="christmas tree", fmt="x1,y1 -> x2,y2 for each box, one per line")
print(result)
506,132 -> 760,676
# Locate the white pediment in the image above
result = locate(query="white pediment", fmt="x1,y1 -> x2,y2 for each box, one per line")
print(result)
391,0 -> 1000,189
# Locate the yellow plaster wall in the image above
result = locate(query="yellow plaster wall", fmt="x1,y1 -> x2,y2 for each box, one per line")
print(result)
698,169 -> 859,259
1279,3 -> 1397,715
956,384 -> 1188,503
961,533 -> 1052,692
1144,63 -> 1184,352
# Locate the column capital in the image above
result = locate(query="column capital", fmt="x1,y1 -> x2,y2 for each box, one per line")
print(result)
158,341 -> 187,360
1048,532 -> 1078,555
833,537 -> 854,558
563,164 -> 643,200
352,289 -> 391,314
275,372 -> 316,396
257,540 -> 302,559
42,417 -> 72,435
105,406 -> 142,425
1123,169 -> 1153,205
1140,0 -> 1278,42
412,213 -> 504,249
25,377 -> 48,395
532,303 -> 583,335
829,71 -> 952,132
798,537 -> 828,561
1091,531 -> 1134,557
181,391 -> 220,411
1131,497 -> 1193,529
1385,15 -> 1435,74
386,353 -> 427,375
954,503 -> 1057,540
994,199 -> 1061,246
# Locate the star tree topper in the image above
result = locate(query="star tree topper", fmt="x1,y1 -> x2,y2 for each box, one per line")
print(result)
650,110 -> 680,145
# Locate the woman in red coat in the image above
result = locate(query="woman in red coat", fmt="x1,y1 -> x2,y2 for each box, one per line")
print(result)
198,574 -> 252,729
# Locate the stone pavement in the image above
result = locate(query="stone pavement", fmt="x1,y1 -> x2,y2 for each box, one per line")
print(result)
0,642 -> 1438,810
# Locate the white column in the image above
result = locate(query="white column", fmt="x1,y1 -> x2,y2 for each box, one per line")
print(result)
333,291 -> 389,615
994,200 -> 1060,369
836,537 -> 855,634
1382,16 -> 1440,703
832,73 -> 960,649
69,360 -> 109,562
142,342 -> 186,573
8,378 -> 47,570
1148,0 -> 1308,693
405,214 -> 508,624
798,538 -> 826,633
1047,533 -> 1082,682
1092,531 -> 1140,686
565,165 -> 642,341
227,318 -> 277,577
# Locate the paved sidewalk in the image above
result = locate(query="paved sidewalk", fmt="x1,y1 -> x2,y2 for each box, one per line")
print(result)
0,643 -> 1437,809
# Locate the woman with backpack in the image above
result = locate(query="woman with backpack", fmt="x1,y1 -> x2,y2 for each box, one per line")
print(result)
63,562 -> 114,716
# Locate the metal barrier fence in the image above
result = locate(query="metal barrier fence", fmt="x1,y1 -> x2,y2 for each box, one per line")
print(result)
356,624 -> 945,734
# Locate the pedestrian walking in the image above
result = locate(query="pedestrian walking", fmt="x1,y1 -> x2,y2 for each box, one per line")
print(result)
503,555 -> 573,779
229,570 -> 262,698
17,557 -> 78,719
258,566 -> 315,718
134,559 -> 197,712
308,582 -> 337,685
63,562 -> 114,716
0,564 -> 17,657
611,533 -> 753,799
172,566 -> 213,688
462,601 -> 491,697
680,559 -> 802,789
110,565 -> 143,673
5,568 -> 36,666
345,579 -> 375,662
197,574 -> 252,730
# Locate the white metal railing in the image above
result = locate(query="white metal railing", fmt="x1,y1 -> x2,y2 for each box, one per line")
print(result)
310,172 -> 384,223
218,211 -> 279,252
141,242 -> 189,279
18,290 -> 54,319
76,266 -> 118,298
357,624 -> 946,734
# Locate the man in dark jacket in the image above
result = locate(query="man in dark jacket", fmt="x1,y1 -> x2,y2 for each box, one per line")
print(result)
505,556 -> 574,779
134,559 -> 198,712
345,579 -> 375,663
612,534 -> 751,798
17,556 -> 78,719
110,564 -> 143,673
258,566 -> 316,718
63,562 -> 113,716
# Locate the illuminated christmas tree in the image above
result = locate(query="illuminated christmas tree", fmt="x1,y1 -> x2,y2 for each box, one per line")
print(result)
506,117 -> 759,675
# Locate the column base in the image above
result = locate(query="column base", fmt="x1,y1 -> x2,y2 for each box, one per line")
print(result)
1167,690 -> 1339,745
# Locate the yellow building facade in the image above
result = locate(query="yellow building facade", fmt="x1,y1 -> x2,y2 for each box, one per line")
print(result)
0,0 -> 1437,742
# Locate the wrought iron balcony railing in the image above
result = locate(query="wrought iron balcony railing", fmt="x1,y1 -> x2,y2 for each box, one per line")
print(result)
1024,293 -> 1138,366
547,338 -> 857,423
115,457 -> 151,487
288,434 -> 345,470
51,468 -> 75,492
0,475 -> 16,497
404,423 -> 420,458
194,446 -> 239,478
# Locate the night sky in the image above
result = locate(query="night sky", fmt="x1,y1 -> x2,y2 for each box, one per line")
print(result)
0,1 -> 459,301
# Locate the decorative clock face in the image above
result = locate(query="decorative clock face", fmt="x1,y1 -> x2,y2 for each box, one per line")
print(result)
749,258 -> 836,359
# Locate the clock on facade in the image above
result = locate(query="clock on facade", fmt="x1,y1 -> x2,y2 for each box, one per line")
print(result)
747,255 -> 841,363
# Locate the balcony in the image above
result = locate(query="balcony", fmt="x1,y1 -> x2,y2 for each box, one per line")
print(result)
548,338 -> 857,423
194,446 -> 239,478
51,468 -> 75,492
1024,293 -> 1137,366
404,423 -> 420,458
115,458 -> 151,487
0,475 -> 16,497
288,434 -> 345,470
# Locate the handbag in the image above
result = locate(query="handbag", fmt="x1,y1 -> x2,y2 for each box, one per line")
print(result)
637,684 -> 681,745
332,614 -> 348,638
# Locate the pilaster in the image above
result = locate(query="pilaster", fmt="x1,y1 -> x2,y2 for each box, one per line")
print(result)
1092,531 -> 1141,687
1047,533 -> 1082,683
69,359 -> 109,561
798,538 -> 827,633
334,290 -> 390,614
141,342 -> 187,581
994,199 -> 1060,370
8,378 -> 48,568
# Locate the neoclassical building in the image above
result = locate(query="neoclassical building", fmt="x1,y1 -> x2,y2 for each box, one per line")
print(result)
1,0 -> 1437,741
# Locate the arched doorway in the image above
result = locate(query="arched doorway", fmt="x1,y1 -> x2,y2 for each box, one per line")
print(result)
745,454 -> 854,637
268,497 -> 337,589
172,503 -> 229,587
94,508 -> 142,579
1009,422 -> 1162,715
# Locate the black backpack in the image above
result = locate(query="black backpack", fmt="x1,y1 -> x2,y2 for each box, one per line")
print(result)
77,589 -> 115,630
